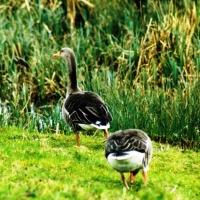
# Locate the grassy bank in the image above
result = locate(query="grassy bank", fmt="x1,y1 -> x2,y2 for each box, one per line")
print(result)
0,127 -> 199,199
0,0 -> 200,147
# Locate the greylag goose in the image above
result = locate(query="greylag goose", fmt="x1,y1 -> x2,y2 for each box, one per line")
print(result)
105,129 -> 153,189
53,47 -> 112,146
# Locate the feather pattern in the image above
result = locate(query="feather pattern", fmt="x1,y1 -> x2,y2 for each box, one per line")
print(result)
105,129 -> 153,189
62,91 -> 112,132
54,47 -> 112,146
105,129 -> 152,168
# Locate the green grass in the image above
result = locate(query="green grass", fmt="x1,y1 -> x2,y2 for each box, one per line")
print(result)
0,127 -> 199,200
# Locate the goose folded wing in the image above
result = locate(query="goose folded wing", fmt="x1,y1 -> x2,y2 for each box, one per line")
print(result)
106,130 -> 150,156
69,104 -> 111,125
64,92 -> 112,125
121,132 -> 148,152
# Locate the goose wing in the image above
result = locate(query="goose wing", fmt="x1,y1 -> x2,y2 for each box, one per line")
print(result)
63,91 -> 112,127
105,129 -> 152,158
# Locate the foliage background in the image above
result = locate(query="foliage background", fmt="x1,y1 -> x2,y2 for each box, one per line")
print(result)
0,0 -> 200,148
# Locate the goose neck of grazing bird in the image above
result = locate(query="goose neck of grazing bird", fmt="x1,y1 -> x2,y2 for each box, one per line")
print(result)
65,53 -> 80,94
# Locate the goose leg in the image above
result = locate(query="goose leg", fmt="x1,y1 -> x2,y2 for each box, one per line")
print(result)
104,129 -> 109,139
130,173 -> 136,183
130,169 -> 139,183
75,133 -> 80,146
121,174 -> 130,189
142,171 -> 147,185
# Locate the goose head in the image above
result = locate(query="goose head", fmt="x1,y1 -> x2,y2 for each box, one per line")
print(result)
53,47 -> 76,68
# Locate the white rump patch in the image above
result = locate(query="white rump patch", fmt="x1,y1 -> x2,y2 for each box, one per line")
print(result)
78,122 -> 110,130
78,124 -> 96,130
107,151 -> 145,172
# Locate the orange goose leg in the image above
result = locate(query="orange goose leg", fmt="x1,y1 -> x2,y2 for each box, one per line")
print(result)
75,133 -> 80,147
130,169 -> 139,184
121,174 -> 130,189
130,173 -> 136,184
142,171 -> 147,185
104,129 -> 109,139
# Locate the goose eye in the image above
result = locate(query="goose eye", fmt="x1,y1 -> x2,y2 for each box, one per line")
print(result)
60,50 -> 64,53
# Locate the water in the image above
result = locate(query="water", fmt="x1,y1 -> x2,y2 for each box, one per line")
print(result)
0,99 -> 63,132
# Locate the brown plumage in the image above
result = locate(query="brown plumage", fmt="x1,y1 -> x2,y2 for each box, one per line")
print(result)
54,47 -> 112,146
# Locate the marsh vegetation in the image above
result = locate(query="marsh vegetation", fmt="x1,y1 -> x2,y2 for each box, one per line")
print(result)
1,0 -> 200,147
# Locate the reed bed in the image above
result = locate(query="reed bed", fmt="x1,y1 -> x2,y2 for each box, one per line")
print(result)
0,0 -> 200,148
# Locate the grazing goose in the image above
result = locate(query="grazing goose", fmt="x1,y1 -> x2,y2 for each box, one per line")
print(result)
53,47 -> 112,146
105,129 -> 153,189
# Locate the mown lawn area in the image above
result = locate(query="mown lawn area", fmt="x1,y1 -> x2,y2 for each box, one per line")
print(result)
0,127 -> 199,200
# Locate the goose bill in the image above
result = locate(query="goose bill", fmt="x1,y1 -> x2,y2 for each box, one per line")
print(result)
53,51 -> 61,57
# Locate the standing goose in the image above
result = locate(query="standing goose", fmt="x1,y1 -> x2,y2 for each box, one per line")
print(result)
53,47 -> 112,146
105,129 -> 153,189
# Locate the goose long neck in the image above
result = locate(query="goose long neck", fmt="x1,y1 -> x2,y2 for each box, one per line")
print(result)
65,53 -> 79,94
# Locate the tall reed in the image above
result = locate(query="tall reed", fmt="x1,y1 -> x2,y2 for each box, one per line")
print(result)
0,0 -> 199,148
